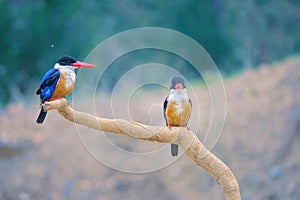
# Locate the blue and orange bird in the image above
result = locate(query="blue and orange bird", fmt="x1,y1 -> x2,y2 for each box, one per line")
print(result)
163,77 -> 192,157
36,56 -> 96,124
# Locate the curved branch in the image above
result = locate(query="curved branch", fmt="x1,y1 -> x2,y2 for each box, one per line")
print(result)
43,98 -> 241,200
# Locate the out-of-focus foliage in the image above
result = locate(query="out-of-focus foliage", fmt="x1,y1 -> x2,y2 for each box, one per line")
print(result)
0,0 -> 300,105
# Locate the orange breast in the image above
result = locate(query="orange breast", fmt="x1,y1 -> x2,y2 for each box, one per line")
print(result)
166,100 -> 192,126
51,72 -> 74,99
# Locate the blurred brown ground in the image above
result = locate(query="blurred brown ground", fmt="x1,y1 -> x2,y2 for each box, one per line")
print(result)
0,57 -> 299,200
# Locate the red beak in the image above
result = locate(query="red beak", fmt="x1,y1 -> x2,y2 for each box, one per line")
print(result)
72,61 -> 96,68
175,83 -> 183,90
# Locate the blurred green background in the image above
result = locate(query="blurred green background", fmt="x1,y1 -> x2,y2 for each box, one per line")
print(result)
1,0 -> 300,106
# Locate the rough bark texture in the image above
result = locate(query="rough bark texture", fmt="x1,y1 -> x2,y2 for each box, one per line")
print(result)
43,98 -> 241,200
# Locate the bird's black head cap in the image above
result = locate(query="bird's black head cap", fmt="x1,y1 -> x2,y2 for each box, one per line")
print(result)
170,76 -> 186,89
57,56 -> 77,66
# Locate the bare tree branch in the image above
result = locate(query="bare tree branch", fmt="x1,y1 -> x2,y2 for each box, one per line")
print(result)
43,98 -> 241,200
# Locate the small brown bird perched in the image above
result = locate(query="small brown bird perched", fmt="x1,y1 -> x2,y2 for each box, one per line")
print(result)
163,76 -> 192,156
36,56 -> 96,124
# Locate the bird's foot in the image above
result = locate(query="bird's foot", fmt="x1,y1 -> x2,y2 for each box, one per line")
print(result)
50,97 -> 62,101
168,125 -> 172,130
185,126 -> 190,131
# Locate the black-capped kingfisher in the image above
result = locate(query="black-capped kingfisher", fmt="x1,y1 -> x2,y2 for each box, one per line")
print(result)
36,56 -> 96,124
163,77 -> 192,157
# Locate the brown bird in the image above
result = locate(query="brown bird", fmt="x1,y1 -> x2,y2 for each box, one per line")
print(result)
36,56 -> 96,124
163,76 -> 192,156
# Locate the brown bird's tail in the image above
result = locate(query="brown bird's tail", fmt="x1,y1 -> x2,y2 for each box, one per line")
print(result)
171,144 -> 179,157
36,108 -> 47,124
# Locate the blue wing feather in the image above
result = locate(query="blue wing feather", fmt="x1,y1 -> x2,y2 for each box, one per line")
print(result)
40,69 -> 56,85
36,68 -> 60,102
163,97 -> 168,126
187,98 -> 192,125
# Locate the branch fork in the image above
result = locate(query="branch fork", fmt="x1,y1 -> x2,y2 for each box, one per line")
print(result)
42,98 -> 240,200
